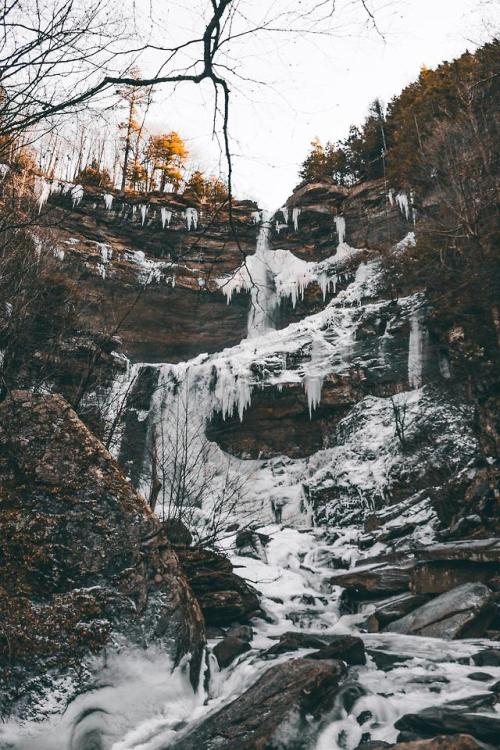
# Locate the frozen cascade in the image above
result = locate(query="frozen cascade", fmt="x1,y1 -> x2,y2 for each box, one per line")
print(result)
185,207 -> 198,230
247,219 -> 277,338
292,206 -> 301,231
408,308 -> 427,389
160,207 -> 172,228
139,204 -> 148,226
334,215 -> 346,246
103,193 -> 113,210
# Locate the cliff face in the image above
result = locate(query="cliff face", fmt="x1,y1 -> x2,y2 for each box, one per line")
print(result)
32,176 -> 498,534
0,391 -> 205,720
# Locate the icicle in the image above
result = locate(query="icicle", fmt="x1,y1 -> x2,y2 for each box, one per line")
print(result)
160,207 -> 172,228
251,211 -> 261,224
36,178 -> 51,213
71,184 -> 84,207
304,336 -> 326,416
279,206 -> 289,224
387,188 -> 395,206
292,207 -> 301,232
132,205 -> 137,218
185,207 -> 198,231
408,309 -> 427,388
0,164 -> 9,179
139,204 -> 148,225
103,193 -> 113,210
395,191 -> 412,221
275,222 -> 287,235
334,215 -> 346,246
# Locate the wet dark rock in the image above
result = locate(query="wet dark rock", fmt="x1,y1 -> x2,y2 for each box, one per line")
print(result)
385,583 -> 497,639
329,564 -> 413,599
234,528 -> 269,560
410,561 -> 498,595
213,636 -> 251,669
167,658 -> 347,750
264,631 -> 326,657
394,699 -> 500,745
366,649 -> 412,671
0,392 -> 205,720
468,672 -> 494,682
175,545 -> 260,626
472,648 -> 500,667
355,743 -> 391,750
306,635 -> 366,665
226,625 -> 253,642
365,593 -> 432,632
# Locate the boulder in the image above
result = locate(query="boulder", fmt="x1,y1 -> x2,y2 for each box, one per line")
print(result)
410,561 -> 499,595
365,592 -> 432,632
0,392 -> 205,720
366,650 -> 412,671
264,631 -> 327,657
306,635 -> 366,666
213,636 -> 251,669
168,658 -> 347,750
175,545 -> 260,626
394,701 -> 500,745
472,648 -> 500,667
385,583 -> 497,639
329,563 -> 413,599
226,625 -> 253,642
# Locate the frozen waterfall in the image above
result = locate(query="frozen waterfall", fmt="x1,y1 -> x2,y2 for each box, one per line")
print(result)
408,309 -> 427,389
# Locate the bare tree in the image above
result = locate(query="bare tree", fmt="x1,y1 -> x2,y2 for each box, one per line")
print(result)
146,386 -> 253,545
390,395 -> 412,452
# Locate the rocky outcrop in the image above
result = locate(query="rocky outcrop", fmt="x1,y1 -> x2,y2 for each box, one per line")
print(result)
385,583 -> 497,639
168,658 -> 347,750
0,391 -> 205,719
174,545 -> 260,626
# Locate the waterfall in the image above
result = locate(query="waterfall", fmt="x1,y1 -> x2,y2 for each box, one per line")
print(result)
408,309 -> 427,388
247,217 -> 278,338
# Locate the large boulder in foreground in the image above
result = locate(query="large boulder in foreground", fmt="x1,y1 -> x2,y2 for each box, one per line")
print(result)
0,392 -> 205,720
168,658 -> 346,750
384,582 -> 496,639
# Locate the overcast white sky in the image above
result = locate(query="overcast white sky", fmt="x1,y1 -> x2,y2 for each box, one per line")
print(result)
137,0 -> 498,207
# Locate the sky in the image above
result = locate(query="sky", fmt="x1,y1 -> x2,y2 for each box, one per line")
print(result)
77,0 -> 499,208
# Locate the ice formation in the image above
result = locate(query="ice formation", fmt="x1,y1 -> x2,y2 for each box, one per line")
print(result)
71,184 -> 84,207
185,207 -> 198,231
292,207 -> 301,232
395,191 -> 411,221
275,222 -> 288,235
408,308 -> 427,388
279,206 -> 289,224
160,207 -> 172,228
103,193 -> 113,210
334,215 -> 346,246
387,188 -> 395,206
251,211 -> 261,224
0,163 -> 9,179
139,204 -> 148,226
35,178 -> 51,213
